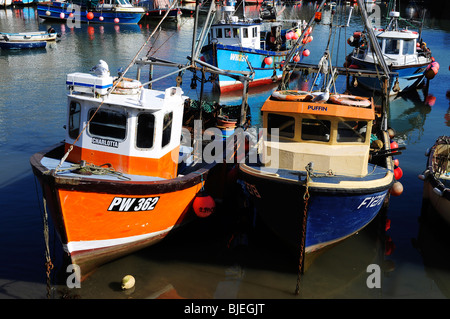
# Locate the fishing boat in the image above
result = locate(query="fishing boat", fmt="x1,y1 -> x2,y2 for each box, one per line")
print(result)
237,26 -> 400,259
200,0 -> 304,92
346,10 -> 435,95
11,0 -> 34,5
37,0 -> 145,24
238,87 -> 396,253
419,136 -> 450,223
0,29 -> 59,50
30,60 -> 225,279
136,0 -> 181,21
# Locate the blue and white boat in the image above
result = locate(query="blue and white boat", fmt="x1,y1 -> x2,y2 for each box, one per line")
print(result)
37,0 -> 145,25
238,81 -> 397,254
200,0 -> 302,93
346,11 -> 434,96
0,29 -> 58,50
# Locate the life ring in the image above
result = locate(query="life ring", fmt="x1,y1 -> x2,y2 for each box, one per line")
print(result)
271,90 -> 311,101
328,94 -> 371,107
112,77 -> 142,95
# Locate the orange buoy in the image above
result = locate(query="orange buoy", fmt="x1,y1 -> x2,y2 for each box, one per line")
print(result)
390,181 -> 403,196
193,191 -> 215,218
87,12 -> 94,20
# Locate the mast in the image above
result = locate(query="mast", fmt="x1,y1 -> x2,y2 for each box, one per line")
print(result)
356,0 -> 390,130
279,0 -> 326,90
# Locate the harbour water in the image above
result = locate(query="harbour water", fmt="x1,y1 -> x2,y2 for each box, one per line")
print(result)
1,1 -> 450,303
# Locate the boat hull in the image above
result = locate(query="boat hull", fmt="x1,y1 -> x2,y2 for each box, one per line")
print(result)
238,165 -> 392,252
0,40 -> 47,49
37,2 -> 144,24
421,136 -> 450,224
350,58 -> 430,95
202,43 -> 288,92
31,143 -> 221,279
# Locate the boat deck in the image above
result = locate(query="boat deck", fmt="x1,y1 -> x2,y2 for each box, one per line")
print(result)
243,162 -> 391,184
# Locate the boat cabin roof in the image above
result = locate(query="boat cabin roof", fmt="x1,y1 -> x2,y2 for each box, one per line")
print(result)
375,29 -> 418,40
261,96 -> 375,121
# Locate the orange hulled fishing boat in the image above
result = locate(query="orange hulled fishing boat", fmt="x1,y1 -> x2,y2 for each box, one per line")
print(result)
30,60 -> 223,279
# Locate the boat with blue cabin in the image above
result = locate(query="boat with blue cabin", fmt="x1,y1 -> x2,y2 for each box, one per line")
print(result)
200,0 -> 301,92
346,11 -> 434,96
37,0 -> 145,24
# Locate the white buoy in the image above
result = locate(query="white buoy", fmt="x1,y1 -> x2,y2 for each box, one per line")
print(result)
121,275 -> 135,290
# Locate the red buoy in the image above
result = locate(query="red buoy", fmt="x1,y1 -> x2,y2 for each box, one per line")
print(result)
390,141 -> 399,151
87,12 -> 94,20
264,56 -> 273,65
302,49 -> 310,57
114,18 -> 120,23
394,166 -> 403,180
293,54 -> 300,62
193,191 -> 215,218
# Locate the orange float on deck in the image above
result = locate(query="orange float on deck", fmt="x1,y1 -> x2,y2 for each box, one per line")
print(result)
328,94 -> 371,107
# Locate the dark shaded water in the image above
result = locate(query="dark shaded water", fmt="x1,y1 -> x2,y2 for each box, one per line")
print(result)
0,1 -> 450,302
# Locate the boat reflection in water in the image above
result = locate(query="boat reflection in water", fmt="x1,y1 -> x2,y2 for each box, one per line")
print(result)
387,90 -> 432,144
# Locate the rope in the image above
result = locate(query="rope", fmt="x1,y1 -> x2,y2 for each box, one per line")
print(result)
294,163 -> 311,295
42,197 -> 54,299
54,0 -> 180,175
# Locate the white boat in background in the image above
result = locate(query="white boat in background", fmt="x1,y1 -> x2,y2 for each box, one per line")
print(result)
346,11 -> 436,95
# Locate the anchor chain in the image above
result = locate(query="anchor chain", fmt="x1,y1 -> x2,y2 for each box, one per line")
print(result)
295,164 -> 311,295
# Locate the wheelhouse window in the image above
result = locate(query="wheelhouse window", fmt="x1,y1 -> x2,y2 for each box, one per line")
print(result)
385,39 -> 400,54
137,113 -> 155,149
88,109 -> 126,140
243,28 -> 248,38
233,28 -> 239,38
224,28 -> 231,38
301,119 -> 330,142
162,112 -> 173,148
267,113 -> 295,138
402,39 -> 415,55
337,121 -> 367,143
68,101 -> 81,139
252,27 -> 257,38
216,28 -> 222,39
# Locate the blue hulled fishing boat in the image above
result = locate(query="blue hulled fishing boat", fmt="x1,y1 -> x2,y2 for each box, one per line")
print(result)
200,0 -> 304,92
37,0 -> 145,24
